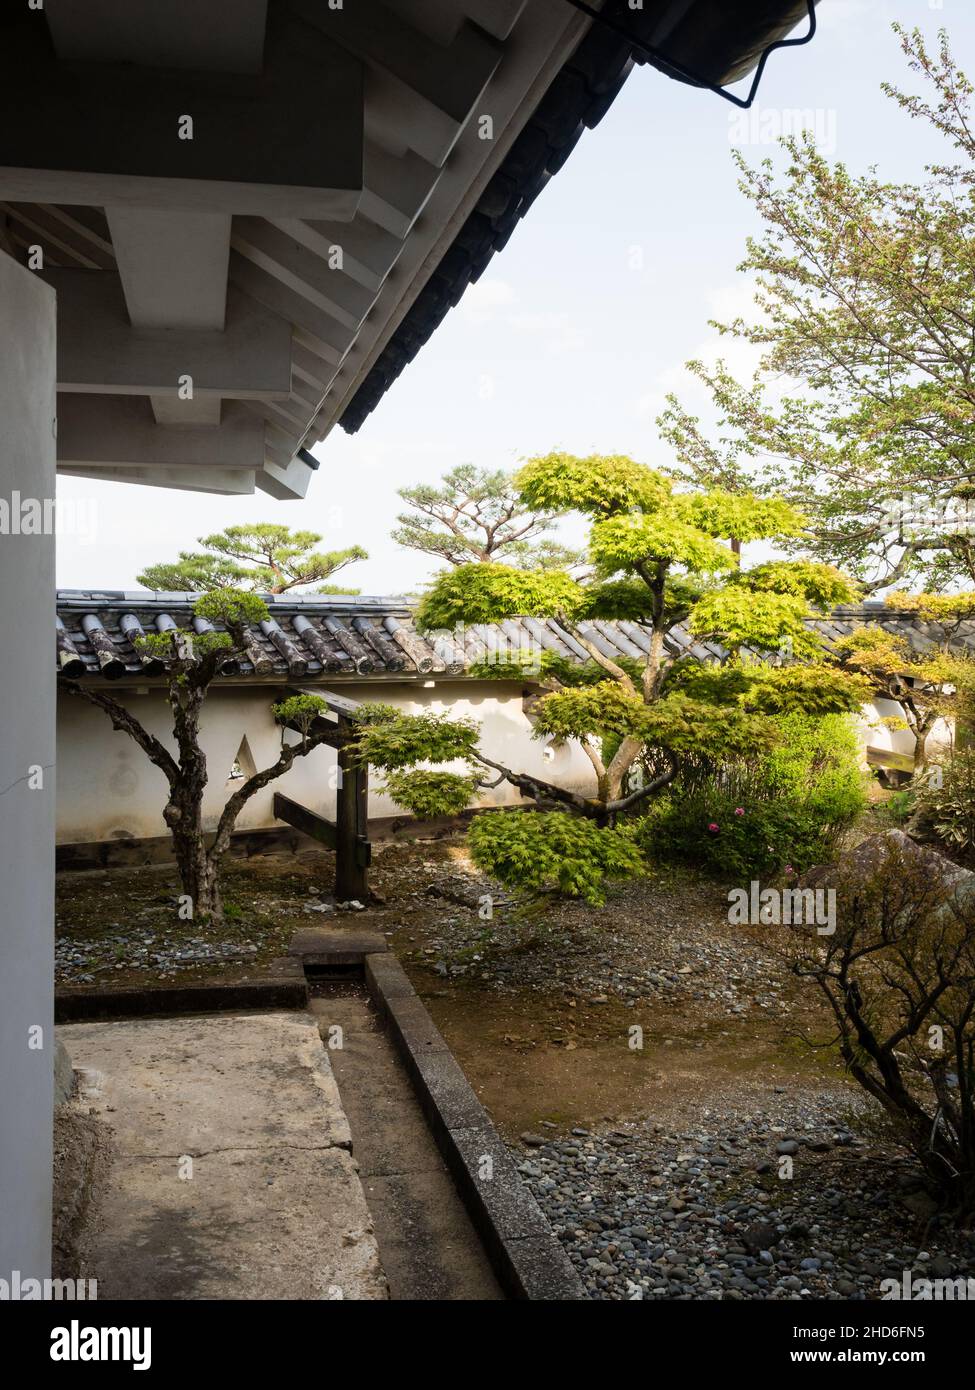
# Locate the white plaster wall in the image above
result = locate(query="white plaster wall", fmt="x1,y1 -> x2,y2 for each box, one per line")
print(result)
857,698 -> 953,762
56,680 -> 597,844
59,679 -> 966,848
0,255 -> 57,1281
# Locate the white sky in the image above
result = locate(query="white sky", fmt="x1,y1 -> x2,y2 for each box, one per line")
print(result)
55,0 -> 971,595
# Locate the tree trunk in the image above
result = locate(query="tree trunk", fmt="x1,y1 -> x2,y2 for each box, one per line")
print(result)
162,676 -> 225,923
164,780 -> 222,925
914,725 -> 930,771
604,736 -> 645,801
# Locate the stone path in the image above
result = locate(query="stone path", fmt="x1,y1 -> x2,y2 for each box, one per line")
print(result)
310,987 -> 503,1300
57,1010 -> 388,1300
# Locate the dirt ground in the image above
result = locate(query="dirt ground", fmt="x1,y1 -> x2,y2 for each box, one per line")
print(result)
56,836 -> 852,1138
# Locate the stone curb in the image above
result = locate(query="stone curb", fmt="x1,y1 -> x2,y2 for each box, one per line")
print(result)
288,928 -> 389,967
55,959 -> 307,1022
362,950 -> 586,1301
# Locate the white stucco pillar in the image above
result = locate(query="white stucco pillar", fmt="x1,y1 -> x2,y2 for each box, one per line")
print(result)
0,252 -> 57,1282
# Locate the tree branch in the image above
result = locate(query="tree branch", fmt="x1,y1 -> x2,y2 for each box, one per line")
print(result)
64,682 -> 179,786
209,727 -> 337,860
605,757 -> 678,812
471,750 -> 605,816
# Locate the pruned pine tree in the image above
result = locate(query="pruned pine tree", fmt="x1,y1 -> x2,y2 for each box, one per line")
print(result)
393,463 -> 582,570
138,522 -> 367,595
64,591 -> 348,925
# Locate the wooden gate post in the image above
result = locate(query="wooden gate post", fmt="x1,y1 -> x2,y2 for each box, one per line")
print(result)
335,719 -> 371,901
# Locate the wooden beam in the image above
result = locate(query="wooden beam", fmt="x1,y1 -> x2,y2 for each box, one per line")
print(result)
56,396 -> 265,471
271,217 -> 404,294
281,687 -> 371,898
230,251 -> 349,363
276,712 -> 345,749
0,12 -> 363,217
290,0 -> 502,166
44,272 -> 293,399
231,217 -> 374,330
45,0 -> 270,74
336,738 -> 371,901
255,454 -> 316,501
866,746 -> 916,773
288,686 -> 363,720
359,140 -> 441,240
56,464 -> 257,494
273,791 -> 337,850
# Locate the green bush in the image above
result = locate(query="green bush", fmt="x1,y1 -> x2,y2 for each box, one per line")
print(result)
884,788 -> 915,825
634,713 -> 867,880
468,809 -> 644,906
382,769 -> 477,819
910,748 -> 975,852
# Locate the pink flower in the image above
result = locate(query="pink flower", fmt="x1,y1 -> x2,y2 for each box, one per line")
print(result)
734,807 -> 745,816
785,864 -> 795,875
708,822 -> 720,833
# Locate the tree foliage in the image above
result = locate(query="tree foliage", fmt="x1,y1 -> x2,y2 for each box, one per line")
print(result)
382,769 -> 479,819
394,463 -> 581,570
387,450 -> 874,902
658,26 -> 975,592
138,522 -> 367,595
833,598 -> 975,766
416,562 -> 584,629
468,810 -> 644,906
272,693 -> 329,735
346,707 -> 480,770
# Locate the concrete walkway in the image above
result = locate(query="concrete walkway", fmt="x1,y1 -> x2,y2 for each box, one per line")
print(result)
58,1011 -> 388,1300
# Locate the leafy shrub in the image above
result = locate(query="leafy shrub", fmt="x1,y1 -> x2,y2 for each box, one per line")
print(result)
415,562 -> 583,629
635,713 -> 867,879
346,708 -> 480,769
468,809 -> 644,906
382,769 -> 476,819
273,693 -> 328,734
194,587 -> 269,628
910,749 -> 975,853
884,788 -> 915,825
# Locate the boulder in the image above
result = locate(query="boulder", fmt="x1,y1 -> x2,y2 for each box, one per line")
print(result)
804,830 -> 975,919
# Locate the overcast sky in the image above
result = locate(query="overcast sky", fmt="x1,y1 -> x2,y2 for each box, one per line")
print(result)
55,0 -> 974,595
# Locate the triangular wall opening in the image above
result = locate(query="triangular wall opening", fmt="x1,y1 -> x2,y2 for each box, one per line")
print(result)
227,734 -> 257,784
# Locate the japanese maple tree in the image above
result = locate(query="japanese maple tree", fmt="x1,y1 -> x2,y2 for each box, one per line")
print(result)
364,451 -> 872,903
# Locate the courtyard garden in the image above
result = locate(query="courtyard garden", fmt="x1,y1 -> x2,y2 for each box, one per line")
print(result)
54,776 -> 975,1301
50,24 -> 975,1306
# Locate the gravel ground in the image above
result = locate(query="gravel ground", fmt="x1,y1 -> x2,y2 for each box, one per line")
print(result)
56,842 -> 791,1018
56,930 -> 263,984
54,855 -> 362,985
513,1093 -> 975,1301
396,855 -> 793,1019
